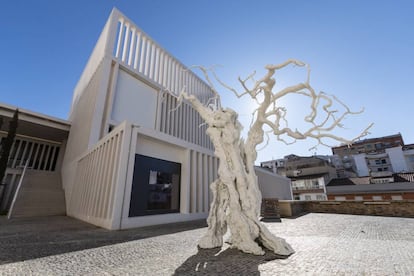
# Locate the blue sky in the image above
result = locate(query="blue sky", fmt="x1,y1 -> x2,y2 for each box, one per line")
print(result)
1,0 -> 413,162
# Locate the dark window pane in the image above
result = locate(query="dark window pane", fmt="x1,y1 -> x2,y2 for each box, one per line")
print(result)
129,154 -> 181,217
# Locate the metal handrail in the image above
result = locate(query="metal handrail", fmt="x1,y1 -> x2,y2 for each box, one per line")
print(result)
7,161 -> 31,219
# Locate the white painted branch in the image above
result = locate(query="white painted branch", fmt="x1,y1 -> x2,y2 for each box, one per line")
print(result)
169,60 -> 372,256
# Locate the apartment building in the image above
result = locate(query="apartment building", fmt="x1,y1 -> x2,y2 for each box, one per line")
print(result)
261,155 -> 337,200
332,134 -> 414,177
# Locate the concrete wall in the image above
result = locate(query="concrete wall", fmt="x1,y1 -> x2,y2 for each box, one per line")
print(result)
62,58 -> 111,204
387,147 -> 409,172
111,69 -> 158,129
353,153 -> 369,176
279,200 -> 414,218
255,167 -> 292,200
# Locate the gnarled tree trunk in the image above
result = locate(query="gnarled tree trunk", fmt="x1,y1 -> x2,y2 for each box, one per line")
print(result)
194,107 -> 293,256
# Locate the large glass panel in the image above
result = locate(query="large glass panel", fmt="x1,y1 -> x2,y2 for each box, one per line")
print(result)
129,154 -> 181,217
147,170 -> 180,211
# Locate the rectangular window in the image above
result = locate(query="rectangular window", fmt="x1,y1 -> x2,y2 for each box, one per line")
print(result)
391,195 -> 403,201
335,196 -> 346,201
354,196 -> 363,201
304,195 -> 312,201
372,195 -> 382,201
129,154 -> 181,217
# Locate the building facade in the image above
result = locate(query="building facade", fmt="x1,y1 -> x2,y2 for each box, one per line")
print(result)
332,134 -> 414,177
61,8 -> 221,229
261,155 -> 337,200
0,8 -> 292,229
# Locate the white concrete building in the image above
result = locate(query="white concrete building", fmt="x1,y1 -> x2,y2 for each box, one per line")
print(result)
0,8 -> 294,230
61,8 -> 221,229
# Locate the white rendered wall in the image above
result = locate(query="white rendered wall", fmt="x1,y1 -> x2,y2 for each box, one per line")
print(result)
111,70 -> 158,129
404,149 -> 414,172
353,153 -> 370,176
62,58 -> 111,205
64,8 -> 219,229
255,168 -> 292,200
120,130 -> 217,229
386,146 -> 409,172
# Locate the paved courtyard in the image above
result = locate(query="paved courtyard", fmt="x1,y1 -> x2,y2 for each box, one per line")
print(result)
1,213 -> 414,275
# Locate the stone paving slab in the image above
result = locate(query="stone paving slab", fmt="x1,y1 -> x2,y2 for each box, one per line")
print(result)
1,213 -> 414,275
0,215 -> 206,265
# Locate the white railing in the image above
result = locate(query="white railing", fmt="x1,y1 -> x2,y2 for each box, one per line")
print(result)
68,121 -> 132,229
0,133 -> 62,172
159,93 -> 213,150
110,9 -> 215,103
71,8 -> 216,111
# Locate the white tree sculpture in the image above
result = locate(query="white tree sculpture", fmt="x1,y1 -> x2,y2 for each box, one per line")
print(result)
171,59 -> 372,256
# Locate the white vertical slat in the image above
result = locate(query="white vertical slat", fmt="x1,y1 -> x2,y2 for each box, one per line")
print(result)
121,23 -> 130,62
144,40 -> 151,76
87,147 -> 99,216
81,152 -> 93,215
41,145 -> 51,170
92,144 -> 105,217
18,141 -> 29,167
203,154 -> 209,212
171,61 -> 176,93
170,95 -> 175,136
99,140 -> 111,218
133,32 -> 141,69
101,137 -> 114,219
149,43 -> 156,79
46,146 -> 57,171
162,52 -> 168,87
11,140 -> 22,168
23,142 -> 35,167
101,136 -> 115,218
208,155 -> 214,205
107,131 -> 123,219
127,28 -> 136,66
158,51 -> 165,85
153,47 -> 160,82
139,36 -> 147,73
36,144 -> 46,170
183,104 -> 188,141
165,56 -> 171,91
30,143 -> 40,169
178,101 -> 183,139
197,152 -> 203,212
166,95 -> 171,135
190,150 -> 197,213
115,19 -> 124,58
175,61 -> 180,93
76,154 -> 87,213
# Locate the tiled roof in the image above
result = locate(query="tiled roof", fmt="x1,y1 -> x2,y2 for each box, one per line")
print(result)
327,177 -> 371,186
327,182 -> 414,194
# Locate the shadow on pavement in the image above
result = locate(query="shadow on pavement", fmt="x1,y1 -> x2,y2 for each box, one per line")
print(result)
0,215 -> 206,265
173,246 -> 289,275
